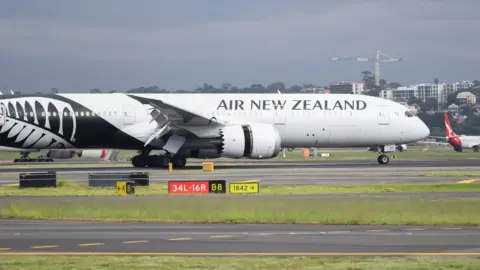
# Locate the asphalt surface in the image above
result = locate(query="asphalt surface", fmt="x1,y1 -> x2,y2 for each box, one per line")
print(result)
0,220 -> 479,255
2,158 -> 480,173
1,159 -> 480,186
1,158 -> 479,256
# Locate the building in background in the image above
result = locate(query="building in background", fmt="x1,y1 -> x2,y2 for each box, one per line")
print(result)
329,81 -> 365,94
456,92 -> 476,105
379,80 -> 474,109
301,87 -> 328,94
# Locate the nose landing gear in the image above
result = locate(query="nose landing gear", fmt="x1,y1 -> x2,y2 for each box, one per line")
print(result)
377,154 -> 390,165
376,144 -> 396,165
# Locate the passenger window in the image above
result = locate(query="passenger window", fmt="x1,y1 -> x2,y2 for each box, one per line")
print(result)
405,111 -> 414,117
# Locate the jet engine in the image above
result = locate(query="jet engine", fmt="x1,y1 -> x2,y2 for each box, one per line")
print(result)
45,149 -> 76,159
77,149 -> 108,159
219,123 -> 281,159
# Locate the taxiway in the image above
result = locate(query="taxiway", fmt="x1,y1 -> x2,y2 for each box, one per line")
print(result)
1,159 -> 479,186
2,158 -> 480,172
0,220 -> 479,255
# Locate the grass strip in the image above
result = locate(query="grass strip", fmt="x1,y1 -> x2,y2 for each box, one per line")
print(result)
1,182 -> 480,196
0,256 -> 479,270
2,196 -> 480,225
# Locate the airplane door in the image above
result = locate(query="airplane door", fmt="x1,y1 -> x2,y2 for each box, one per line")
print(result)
377,105 -> 389,125
123,105 -> 135,125
0,104 -> 6,126
274,111 -> 286,125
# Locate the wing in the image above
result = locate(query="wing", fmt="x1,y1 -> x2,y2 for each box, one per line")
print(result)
427,136 -> 447,140
126,94 -> 225,147
420,141 -> 450,146
127,94 -> 225,127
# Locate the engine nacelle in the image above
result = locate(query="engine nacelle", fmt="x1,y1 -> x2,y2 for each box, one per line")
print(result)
78,149 -> 108,159
188,149 -> 221,159
46,149 -> 76,159
220,123 -> 281,159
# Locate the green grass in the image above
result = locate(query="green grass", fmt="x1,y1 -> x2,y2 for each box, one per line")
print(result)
0,256 -> 479,270
2,196 -> 480,225
277,147 -> 480,160
1,182 -> 480,196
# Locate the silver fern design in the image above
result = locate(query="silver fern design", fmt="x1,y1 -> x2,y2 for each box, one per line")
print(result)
0,97 -> 77,149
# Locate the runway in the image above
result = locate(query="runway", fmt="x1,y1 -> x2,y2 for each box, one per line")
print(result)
0,159 -> 479,257
1,158 -> 479,186
0,167 -> 477,186
2,158 -> 480,173
0,220 -> 479,255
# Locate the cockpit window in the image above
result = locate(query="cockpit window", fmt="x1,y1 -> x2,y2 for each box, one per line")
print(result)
405,111 -> 414,117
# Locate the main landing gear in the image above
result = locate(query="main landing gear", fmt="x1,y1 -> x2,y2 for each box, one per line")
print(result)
13,152 -> 53,163
131,150 -> 187,169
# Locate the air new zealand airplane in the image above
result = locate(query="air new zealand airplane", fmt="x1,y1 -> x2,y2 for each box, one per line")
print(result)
0,92 -> 429,168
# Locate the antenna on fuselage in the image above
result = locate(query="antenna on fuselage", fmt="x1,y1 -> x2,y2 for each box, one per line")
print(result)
277,89 -> 281,94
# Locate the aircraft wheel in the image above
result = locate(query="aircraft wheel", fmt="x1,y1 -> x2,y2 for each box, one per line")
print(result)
171,156 -> 187,168
152,155 -> 171,168
377,154 -> 389,165
131,155 -> 148,167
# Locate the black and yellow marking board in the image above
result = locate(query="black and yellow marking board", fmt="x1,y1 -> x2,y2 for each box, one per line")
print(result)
116,181 -> 135,195
229,182 -> 259,194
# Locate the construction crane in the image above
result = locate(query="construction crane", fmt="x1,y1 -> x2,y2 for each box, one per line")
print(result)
331,50 -> 402,87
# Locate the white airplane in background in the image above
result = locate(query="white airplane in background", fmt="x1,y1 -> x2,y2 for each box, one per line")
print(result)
0,146 -> 119,162
0,93 -> 430,167
427,112 -> 480,152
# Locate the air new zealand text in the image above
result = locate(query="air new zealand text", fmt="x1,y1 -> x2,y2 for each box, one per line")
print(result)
216,99 -> 367,111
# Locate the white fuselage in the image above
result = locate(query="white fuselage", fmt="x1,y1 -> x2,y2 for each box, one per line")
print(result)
0,93 -> 430,152
457,135 -> 480,148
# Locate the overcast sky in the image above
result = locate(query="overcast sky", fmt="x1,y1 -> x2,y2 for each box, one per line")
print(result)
0,0 -> 478,93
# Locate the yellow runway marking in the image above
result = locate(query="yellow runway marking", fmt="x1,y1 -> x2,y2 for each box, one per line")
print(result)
457,178 -> 480,183
441,228 -> 461,230
239,180 -> 260,183
0,248 -> 11,251
403,228 -> 425,231
327,231 -> 351,234
168,238 -> 192,241
122,240 -> 149,244
367,230 -> 387,232
209,235 -> 233,239
2,184 -> 18,187
30,245 -> 57,249
1,252 -> 480,256
78,243 -> 105,247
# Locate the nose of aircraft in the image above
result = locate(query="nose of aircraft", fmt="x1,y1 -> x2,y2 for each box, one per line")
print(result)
416,118 -> 430,140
